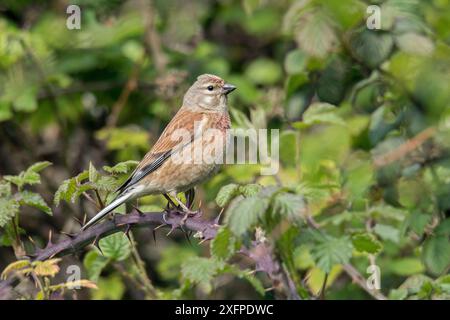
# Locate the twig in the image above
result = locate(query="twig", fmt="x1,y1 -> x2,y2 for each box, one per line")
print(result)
342,264 -> 387,300
82,192 -> 100,210
140,0 -> 168,74
106,61 -> 142,128
373,127 -> 436,168
240,229 -> 301,300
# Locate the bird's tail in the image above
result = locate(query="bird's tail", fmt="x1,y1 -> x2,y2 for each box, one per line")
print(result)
81,192 -> 133,230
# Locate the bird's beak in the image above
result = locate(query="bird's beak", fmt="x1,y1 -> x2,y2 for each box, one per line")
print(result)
222,83 -> 237,95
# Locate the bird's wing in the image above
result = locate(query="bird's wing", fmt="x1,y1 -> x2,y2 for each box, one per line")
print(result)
116,108 -> 206,194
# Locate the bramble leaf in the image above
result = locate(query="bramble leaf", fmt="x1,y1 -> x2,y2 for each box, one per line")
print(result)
98,233 -> 131,261
352,233 -> 383,255
211,226 -> 237,261
226,197 -> 269,236
19,191 -> 52,215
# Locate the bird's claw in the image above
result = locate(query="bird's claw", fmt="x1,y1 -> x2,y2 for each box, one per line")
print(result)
180,209 -> 201,225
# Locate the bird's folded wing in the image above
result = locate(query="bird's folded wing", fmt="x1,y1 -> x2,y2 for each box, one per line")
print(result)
116,109 -> 206,194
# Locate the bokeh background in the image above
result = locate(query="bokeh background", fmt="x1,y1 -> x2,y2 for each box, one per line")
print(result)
0,0 -> 449,300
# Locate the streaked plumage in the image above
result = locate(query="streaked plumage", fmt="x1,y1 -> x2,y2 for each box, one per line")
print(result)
82,74 -> 236,230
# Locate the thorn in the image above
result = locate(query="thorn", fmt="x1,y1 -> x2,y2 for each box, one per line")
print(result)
60,231 -> 76,239
47,230 -> 53,246
92,235 -> 103,255
152,228 -> 157,244
154,223 -> 166,231
166,225 -> 177,236
123,224 -> 133,243
198,238 -> 207,245
246,269 -> 257,276
83,213 -> 87,226
72,216 -> 83,226
28,236 -> 36,246
214,207 -> 225,224
132,205 -> 144,216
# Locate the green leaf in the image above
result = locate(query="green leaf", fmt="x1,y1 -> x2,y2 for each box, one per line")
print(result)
389,288 -> 408,300
390,258 -> 425,276
0,182 -> 12,197
374,224 -> 400,243
317,57 -> 349,104
271,192 -> 305,221
238,184 -> 262,197
351,233 -> 383,254
0,103 -> 12,122
0,198 -> 19,227
13,86 -> 37,112
245,58 -> 282,85
211,227 -> 237,261
435,218 -> 450,237
293,10 -> 338,58
28,161 -> 52,173
343,153 -> 374,201
181,257 -> 225,292
54,178 -> 77,206
284,49 -> 307,74
103,161 -> 139,174
21,171 -> 40,186
4,161 -> 51,189
89,162 -> 99,183
92,274 -> 125,300
350,29 -> 394,68
94,176 -> 119,192
422,235 -> 450,276
98,233 -> 131,261
395,33 -> 434,56
83,250 -> 109,282
157,245 -> 196,281
408,211 -> 431,236
226,197 -> 269,236
398,274 -> 433,296
298,103 -> 346,128
19,191 -> 52,215
215,184 -> 239,207
308,231 -> 353,273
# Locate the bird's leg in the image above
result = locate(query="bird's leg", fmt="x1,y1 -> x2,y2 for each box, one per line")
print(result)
185,188 -> 195,209
171,192 -> 197,225
163,193 -> 178,210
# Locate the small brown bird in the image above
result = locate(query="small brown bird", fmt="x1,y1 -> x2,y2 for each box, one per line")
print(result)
82,74 -> 236,229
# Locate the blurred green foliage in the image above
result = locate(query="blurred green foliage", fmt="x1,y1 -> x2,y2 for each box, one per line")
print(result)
0,0 -> 450,300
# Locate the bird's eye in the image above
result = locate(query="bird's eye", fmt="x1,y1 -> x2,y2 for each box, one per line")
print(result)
207,85 -> 214,91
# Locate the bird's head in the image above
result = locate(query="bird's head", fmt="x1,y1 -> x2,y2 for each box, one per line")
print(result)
183,74 -> 236,111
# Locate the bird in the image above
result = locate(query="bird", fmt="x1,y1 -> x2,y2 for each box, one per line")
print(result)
82,74 -> 236,230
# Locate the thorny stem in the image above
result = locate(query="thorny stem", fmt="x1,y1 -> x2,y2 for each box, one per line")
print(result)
29,209 -> 219,261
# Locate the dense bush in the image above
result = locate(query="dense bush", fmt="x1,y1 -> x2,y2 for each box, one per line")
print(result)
0,0 -> 449,300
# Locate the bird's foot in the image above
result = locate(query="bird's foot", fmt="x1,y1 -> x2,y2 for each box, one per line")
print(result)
180,209 -> 200,225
